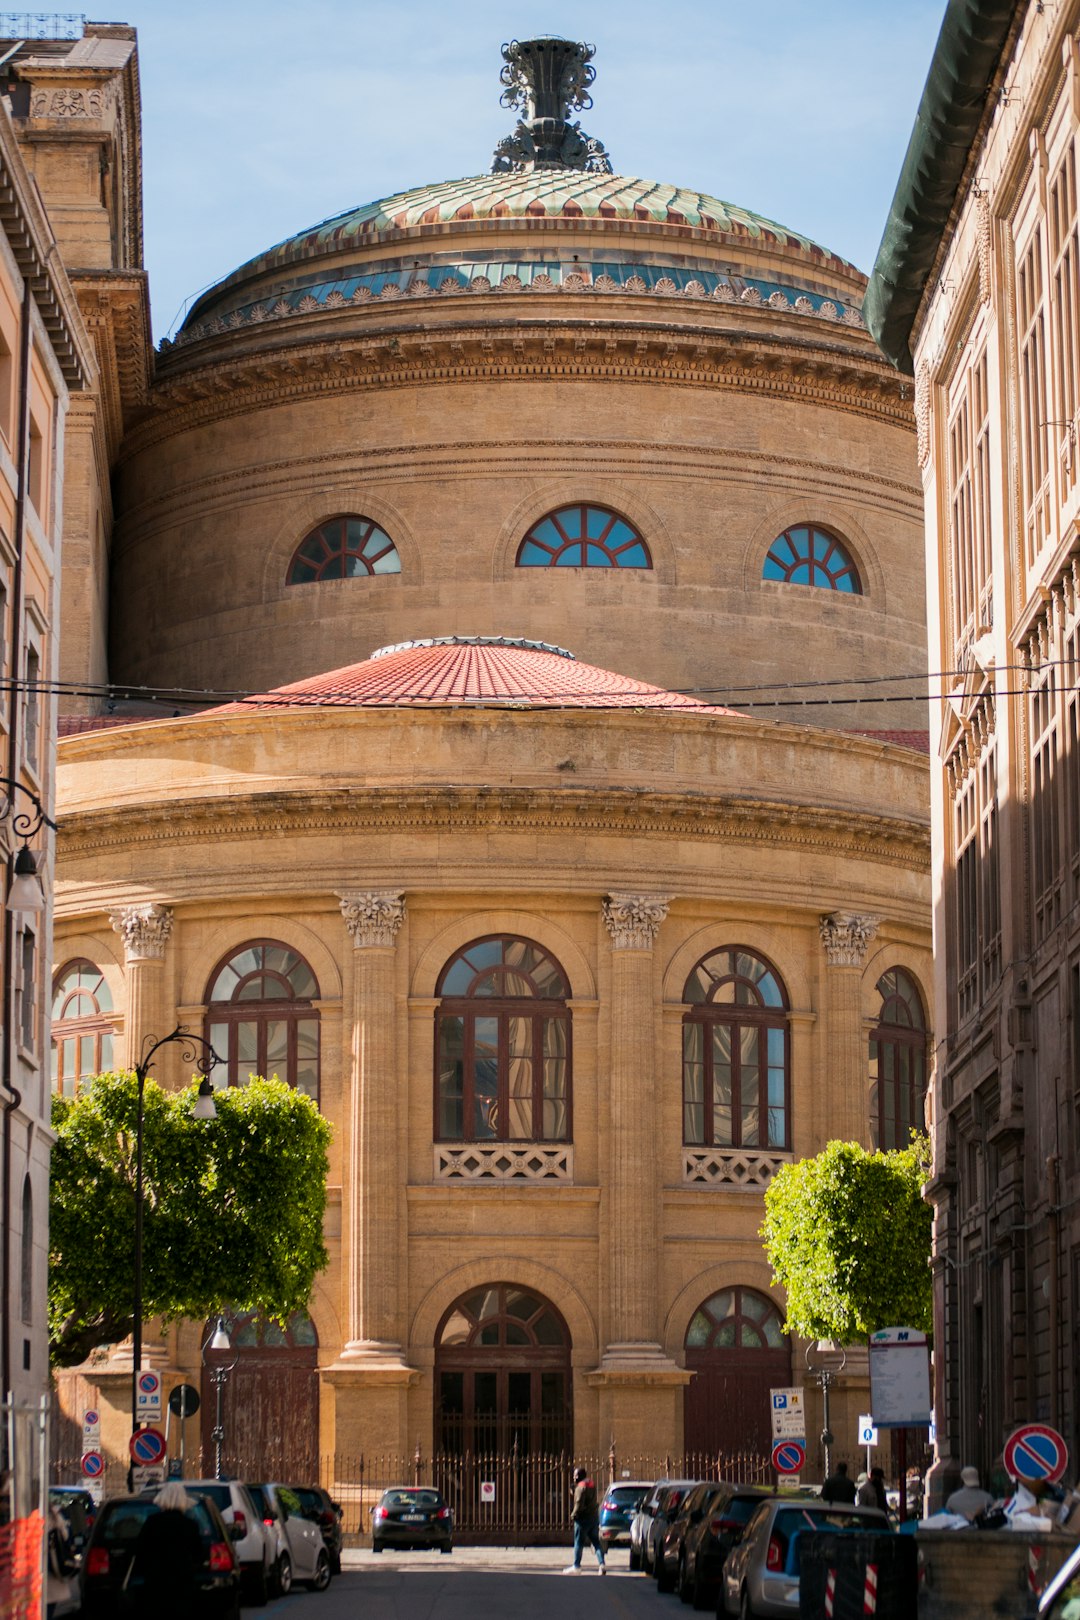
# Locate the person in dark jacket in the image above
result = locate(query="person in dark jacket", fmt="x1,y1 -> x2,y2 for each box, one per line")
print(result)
131,1483 -> 205,1618
562,1466 -> 606,1573
822,1461 -> 858,1504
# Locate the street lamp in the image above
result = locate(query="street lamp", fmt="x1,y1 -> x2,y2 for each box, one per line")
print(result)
202,1315 -> 238,1481
805,1340 -> 847,1482
0,775 -> 55,913
130,1027 -> 223,1455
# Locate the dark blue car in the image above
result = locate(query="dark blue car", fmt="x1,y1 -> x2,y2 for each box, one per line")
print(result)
599,1480 -> 651,1552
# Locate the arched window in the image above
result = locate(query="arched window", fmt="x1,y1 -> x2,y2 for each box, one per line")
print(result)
287,514 -> 401,584
435,936 -> 570,1142
762,524 -> 861,593
869,968 -> 927,1150
516,504 -> 651,568
20,1176 -> 32,1324
682,948 -> 790,1150
435,1283 -> 572,1453
685,1286 -> 786,1351
205,941 -> 320,1103
51,959 -> 114,1096
683,1286 -> 791,1457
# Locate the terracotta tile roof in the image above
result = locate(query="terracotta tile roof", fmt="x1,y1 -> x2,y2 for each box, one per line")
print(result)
57,713 -> 166,737
217,637 -> 743,715
850,729 -> 931,754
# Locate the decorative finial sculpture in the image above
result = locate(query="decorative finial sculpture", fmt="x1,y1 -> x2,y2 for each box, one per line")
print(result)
491,38 -> 614,175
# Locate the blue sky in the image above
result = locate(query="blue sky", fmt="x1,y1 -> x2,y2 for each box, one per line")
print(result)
112,0 -> 945,340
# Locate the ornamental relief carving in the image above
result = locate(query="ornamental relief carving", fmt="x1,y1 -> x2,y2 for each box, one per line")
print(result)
30,86 -> 107,118
914,360 -> 932,469
975,190 -> 993,306
109,903 -> 174,961
338,890 -> 406,947
818,911 -> 881,967
602,893 -> 671,949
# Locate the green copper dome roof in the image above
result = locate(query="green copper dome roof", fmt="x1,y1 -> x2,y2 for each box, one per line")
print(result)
184,170 -> 858,328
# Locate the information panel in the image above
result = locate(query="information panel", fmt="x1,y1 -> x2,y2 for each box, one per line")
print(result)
869,1327 -> 931,1427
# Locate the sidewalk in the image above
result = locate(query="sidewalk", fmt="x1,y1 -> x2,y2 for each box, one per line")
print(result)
342,1544 -> 628,1572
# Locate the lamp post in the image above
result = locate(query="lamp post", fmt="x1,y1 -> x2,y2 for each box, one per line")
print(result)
805,1340 -> 847,1482
0,774 -> 54,912
130,1028 -> 223,1456
202,1315 -> 238,1481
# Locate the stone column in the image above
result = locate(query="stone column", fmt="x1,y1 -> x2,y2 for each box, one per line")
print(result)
818,912 -> 880,1145
337,890 -> 407,1359
109,904 -> 174,1073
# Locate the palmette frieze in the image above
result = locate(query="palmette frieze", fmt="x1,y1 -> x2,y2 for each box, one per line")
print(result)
109,902 -> 174,960
338,890 -> 406,947
818,911 -> 881,967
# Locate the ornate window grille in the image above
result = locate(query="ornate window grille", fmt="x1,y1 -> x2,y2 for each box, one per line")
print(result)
287,515 -> 401,584
762,524 -> 861,593
682,948 -> 790,1151
516,504 -> 651,568
205,940 -> 321,1103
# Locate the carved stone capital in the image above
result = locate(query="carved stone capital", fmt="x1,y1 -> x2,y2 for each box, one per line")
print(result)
109,903 -> 174,962
338,891 -> 406,948
602,893 -> 670,950
819,912 -> 880,968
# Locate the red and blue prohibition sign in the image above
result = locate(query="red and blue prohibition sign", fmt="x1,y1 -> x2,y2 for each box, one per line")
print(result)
772,1440 -> 806,1475
80,1452 -> 104,1478
128,1427 -> 167,1466
1003,1424 -> 1068,1485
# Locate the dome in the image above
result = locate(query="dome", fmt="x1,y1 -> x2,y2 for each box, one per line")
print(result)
216,635 -> 741,714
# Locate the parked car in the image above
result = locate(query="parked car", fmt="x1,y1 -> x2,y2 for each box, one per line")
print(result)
78,1491 -> 240,1618
721,1498 -> 891,1618
649,1481 -> 701,1579
677,1484 -> 771,1609
49,1485 -> 96,1559
370,1486 -> 454,1553
247,1482 -> 331,1594
1040,1537 -> 1080,1617
656,1481 -> 721,1593
179,1479 -> 276,1604
631,1479 -> 697,1574
287,1484 -> 345,1574
599,1480 -> 651,1553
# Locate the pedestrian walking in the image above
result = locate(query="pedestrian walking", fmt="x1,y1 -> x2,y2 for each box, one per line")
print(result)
855,1471 -> 875,1507
130,1483 -> 204,1618
945,1466 -> 994,1521
868,1466 -> 889,1514
563,1466 -> 606,1574
822,1461 -> 858,1504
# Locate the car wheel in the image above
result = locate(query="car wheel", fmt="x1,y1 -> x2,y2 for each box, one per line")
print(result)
330,1551 -> 342,1576
739,1585 -> 757,1620
246,1562 -> 269,1606
656,1554 -> 674,1594
274,1552 -> 292,1597
441,1543 -> 453,1554
629,1544 -> 641,1572
305,1549 -> 331,1592
678,1553 -> 691,1603
372,1540 -> 384,1553
691,1571 -> 711,1610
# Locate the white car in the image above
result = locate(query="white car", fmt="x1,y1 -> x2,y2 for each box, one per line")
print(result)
248,1481 -> 332,1594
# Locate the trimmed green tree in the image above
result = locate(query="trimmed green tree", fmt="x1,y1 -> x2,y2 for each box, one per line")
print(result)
760,1137 -> 932,1344
49,1072 -> 331,1368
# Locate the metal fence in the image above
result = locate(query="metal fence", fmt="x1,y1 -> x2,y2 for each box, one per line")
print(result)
51,1441 -> 774,1544
0,13 -> 85,39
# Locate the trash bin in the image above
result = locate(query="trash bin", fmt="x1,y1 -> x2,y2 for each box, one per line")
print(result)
799,1531 -> 916,1620
915,1529 -> 1078,1618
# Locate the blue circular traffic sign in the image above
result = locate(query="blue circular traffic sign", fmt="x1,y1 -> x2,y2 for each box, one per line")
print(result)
1004,1424 -> 1068,1485
80,1451 -> 104,1478
137,1372 -> 159,1395
772,1440 -> 806,1475
129,1427 -> 166,1466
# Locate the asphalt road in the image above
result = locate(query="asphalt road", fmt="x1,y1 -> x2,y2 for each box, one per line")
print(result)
250,1547 -> 676,1619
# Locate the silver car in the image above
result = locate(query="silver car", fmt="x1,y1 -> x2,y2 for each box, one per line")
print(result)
181,1479 -> 276,1605
248,1482 -> 331,1595
721,1497 -> 890,1618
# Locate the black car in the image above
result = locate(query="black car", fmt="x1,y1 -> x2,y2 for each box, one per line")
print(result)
656,1481 -> 721,1593
650,1481 -> 701,1580
370,1486 -> 453,1552
677,1484 -> 771,1609
289,1484 -> 344,1574
79,1492 -> 241,1618
49,1485 -> 96,1558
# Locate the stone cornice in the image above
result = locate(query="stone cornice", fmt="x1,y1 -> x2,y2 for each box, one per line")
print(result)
72,272 -> 152,450
124,312 -> 912,455
56,784 -> 930,871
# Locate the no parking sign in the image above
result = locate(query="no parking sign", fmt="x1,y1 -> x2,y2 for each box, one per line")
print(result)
1004,1424 -> 1068,1485
480,1481 -> 495,1504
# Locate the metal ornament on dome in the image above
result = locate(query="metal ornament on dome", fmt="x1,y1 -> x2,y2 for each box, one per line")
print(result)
492,38 -> 613,175
370,635 -> 576,661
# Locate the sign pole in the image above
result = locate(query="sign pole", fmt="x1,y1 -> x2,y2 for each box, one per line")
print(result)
898,1429 -> 907,1523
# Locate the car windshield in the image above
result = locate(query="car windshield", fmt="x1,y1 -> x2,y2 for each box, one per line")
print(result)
97,1500 -> 216,1549
186,1484 -> 232,1511
247,1486 -> 270,1517
384,1490 -> 442,1508
608,1487 -> 646,1506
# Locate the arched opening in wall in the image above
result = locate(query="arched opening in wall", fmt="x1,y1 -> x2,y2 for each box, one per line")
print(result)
434,1284 -> 572,1455
683,1287 -> 789,1460
869,968 -> 928,1150
201,1311 -> 318,1479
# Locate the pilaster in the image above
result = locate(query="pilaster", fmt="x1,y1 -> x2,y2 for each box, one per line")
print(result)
109,903 -> 173,1071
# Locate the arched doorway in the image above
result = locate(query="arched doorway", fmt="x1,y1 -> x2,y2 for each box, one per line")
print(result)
201,1311 -> 318,1479
434,1284 -> 572,1455
683,1287 -> 790,1458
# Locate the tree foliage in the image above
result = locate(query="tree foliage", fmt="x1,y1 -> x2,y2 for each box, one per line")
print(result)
761,1137 -> 932,1345
49,1073 -> 331,1368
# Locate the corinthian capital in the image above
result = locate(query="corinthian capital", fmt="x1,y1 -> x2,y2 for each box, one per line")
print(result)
110,903 -> 174,961
338,891 -> 406,948
819,912 -> 880,968
602,893 -> 670,950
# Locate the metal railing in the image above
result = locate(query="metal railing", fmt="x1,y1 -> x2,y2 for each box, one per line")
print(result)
0,13 -> 84,38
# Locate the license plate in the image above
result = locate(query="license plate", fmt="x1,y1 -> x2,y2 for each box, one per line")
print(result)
402,1513 -> 425,1522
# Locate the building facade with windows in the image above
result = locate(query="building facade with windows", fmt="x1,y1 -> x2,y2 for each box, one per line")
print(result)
44,34 -> 933,1479
867,0 -> 1080,1503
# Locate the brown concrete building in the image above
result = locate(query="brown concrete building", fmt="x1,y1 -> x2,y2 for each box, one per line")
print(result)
867,0 -> 1080,1504
28,31 -> 933,1491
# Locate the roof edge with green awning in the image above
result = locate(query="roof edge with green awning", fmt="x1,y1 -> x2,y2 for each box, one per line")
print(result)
864,0 -> 1019,375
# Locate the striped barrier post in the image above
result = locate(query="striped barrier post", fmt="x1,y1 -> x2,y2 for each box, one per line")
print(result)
863,1561 -> 878,1614
1028,1544 -> 1043,1598
824,1566 -> 836,1618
